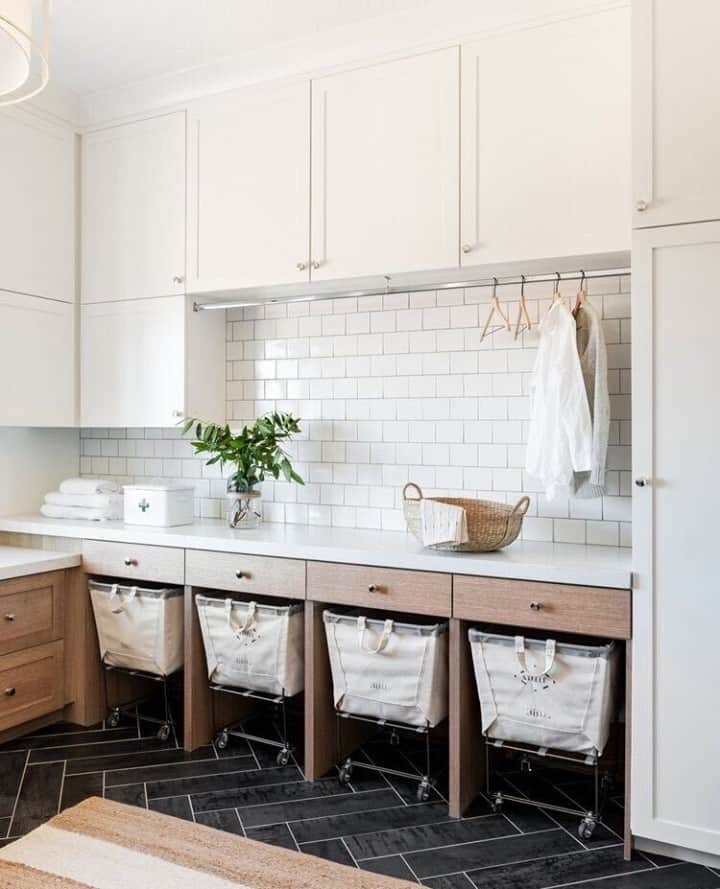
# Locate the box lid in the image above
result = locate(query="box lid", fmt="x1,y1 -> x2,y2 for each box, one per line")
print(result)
123,483 -> 195,493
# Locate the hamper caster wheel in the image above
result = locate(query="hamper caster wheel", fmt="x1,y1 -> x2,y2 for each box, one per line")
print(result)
276,748 -> 291,767
216,729 -> 229,751
156,724 -> 171,742
338,761 -> 353,785
417,780 -> 431,803
578,817 -> 597,840
107,708 -> 121,729
490,793 -> 504,814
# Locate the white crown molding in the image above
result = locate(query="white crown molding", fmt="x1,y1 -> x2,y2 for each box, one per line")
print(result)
25,77 -> 84,130
77,0 -> 627,129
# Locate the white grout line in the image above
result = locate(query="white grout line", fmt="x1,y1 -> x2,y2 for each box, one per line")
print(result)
56,760 -> 67,814
233,808 -> 247,838
187,795 -> 197,823
398,853 -> 423,884
142,782 -> 149,809
353,826 -> 549,862
339,835 -> 360,868
109,759 -> 259,790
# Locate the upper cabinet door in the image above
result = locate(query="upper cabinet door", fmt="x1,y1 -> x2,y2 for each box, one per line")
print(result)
461,8 -> 630,266
0,109 -> 75,303
311,48 -> 459,281
633,0 -> 720,228
187,81 -> 311,292
82,112 -> 186,304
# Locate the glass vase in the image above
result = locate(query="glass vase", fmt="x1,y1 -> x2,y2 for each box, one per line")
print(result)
226,485 -> 262,530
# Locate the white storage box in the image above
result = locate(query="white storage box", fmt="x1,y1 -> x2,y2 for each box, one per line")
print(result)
123,483 -> 194,527
89,580 -> 184,676
195,595 -> 304,697
469,629 -> 619,756
324,611 -> 448,728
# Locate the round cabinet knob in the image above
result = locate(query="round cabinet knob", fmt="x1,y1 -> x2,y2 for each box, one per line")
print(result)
3,613 -> 15,622
4,687 -> 15,697
173,275 -> 185,284
635,477 -> 651,488
124,557 -> 138,567
635,200 -> 649,212
529,601 -> 543,611
235,570 -> 247,580
311,260 -> 321,270
368,584 -> 383,594
461,243 -> 473,254
296,261 -> 307,271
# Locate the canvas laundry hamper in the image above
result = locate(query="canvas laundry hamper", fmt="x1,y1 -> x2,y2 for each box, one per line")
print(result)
324,611 -> 448,728
89,580 -> 184,677
195,595 -> 304,697
469,629 -> 619,756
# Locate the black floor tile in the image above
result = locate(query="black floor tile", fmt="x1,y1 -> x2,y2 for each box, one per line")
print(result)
245,823 -> 298,850
405,829 -> 580,880
30,736 -> 175,765
560,863 -> 720,889
60,772 -> 104,811
423,875 -> 477,889
239,787 -> 400,832
193,775 -> 349,814
10,762 -> 64,836
0,751 -> 27,818
148,795 -> 194,822
194,809 -> 244,835
301,837 -> 356,867
104,782 -> 147,808
0,817 -> 10,839
348,814 -> 517,861
361,855 -> 419,882
144,757 -> 274,799
3,727 -> 138,751
65,744 -> 212,776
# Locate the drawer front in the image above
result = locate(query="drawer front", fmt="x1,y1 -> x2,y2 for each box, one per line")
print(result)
0,641 -> 65,732
453,575 -> 631,639
0,571 -> 64,655
82,540 -> 185,585
186,550 -> 305,599
307,561 -> 452,617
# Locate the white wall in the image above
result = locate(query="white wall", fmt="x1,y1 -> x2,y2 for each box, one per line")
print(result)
0,429 -> 79,516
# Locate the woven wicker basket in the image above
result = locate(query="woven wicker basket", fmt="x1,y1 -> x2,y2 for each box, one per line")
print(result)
403,483 -> 530,552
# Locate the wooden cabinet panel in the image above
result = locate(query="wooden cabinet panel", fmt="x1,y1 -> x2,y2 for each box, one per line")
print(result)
0,571 -> 64,655
307,561 -> 451,617
461,8 -> 630,265
82,112 -> 186,304
188,81 -> 311,291
453,575 -> 630,640
310,47 -> 459,280
0,641 -> 64,732
82,540 -> 185,585
186,549 -> 305,599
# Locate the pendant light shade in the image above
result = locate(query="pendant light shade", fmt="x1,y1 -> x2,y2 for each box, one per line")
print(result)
0,0 -> 48,105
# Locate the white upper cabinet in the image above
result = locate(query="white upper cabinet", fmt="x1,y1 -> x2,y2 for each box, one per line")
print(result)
82,112 -> 186,304
0,108 -> 75,303
0,292 -> 75,426
81,296 -> 225,428
461,8 -> 631,266
310,48 -> 460,281
633,0 -> 720,228
187,81 -> 311,292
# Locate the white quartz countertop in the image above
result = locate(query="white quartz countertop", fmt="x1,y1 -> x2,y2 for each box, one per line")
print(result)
0,515 -> 632,588
0,545 -> 82,581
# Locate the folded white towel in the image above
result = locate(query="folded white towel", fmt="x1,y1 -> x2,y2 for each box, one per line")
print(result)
40,502 -> 123,522
45,491 -> 123,511
58,478 -> 119,496
420,499 -> 469,547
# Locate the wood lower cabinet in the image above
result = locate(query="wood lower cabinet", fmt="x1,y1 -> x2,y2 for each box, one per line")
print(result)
82,540 -> 185,585
186,549 -> 305,599
0,571 -> 64,655
0,640 -> 65,732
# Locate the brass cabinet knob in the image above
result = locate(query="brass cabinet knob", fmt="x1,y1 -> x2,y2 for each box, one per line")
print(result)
529,601 -> 543,611
124,557 -> 138,567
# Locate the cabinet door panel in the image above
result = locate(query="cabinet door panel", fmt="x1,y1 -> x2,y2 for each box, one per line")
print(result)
0,109 -> 75,303
311,47 -> 459,280
82,112 -> 186,304
461,9 -> 630,264
188,81 -> 310,291
632,222 -> 720,855
81,296 -> 185,427
633,0 -> 720,227
0,292 -> 75,427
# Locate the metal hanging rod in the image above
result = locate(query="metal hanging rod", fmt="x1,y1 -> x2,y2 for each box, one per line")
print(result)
193,267 -> 630,312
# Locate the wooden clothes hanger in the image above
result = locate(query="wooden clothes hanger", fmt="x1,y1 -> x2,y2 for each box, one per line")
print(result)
572,270 -> 588,318
514,274 -> 532,340
480,277 -> 511,342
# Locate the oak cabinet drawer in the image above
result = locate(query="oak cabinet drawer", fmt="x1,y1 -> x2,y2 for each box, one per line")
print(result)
186,550 -> 305,599
307,561 -> 451,617
0,641 -> 64,732
82,540 -> 185,585
453,575 -> 631,639
0,571 -> 64,655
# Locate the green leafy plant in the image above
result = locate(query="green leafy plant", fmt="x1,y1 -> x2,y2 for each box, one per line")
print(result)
180,413 -> 304,491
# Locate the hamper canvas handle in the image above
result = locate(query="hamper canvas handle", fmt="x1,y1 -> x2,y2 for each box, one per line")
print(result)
357,616 -> 393,654
225,599 -> 258,640
514,636 -> 556,677
109,584 -> 138,615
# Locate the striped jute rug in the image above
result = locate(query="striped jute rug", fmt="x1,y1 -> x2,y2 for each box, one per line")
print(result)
0,797 -> 416,889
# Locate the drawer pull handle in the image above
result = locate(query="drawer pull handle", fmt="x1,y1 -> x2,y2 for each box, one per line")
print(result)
124,557 -> 138,567
235,570 -> 249,580
3,613 -> 15,622
368,584 -> 383,594
530,601 -> 543,611
4,687 -> 15,697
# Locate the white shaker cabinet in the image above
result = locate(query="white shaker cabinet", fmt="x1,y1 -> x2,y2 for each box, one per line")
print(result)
0,108 -> 75,304
632,222 -> 720,856
310,47 -> 459,281
80,296 -> 225,428
633,0 -> 720,228
82,112 -> 186,304
461,8 -> 630,266
187,81 -> 311,292
0,292 -> 75,426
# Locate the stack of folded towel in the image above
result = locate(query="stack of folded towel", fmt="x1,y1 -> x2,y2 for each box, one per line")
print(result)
41,479 -> 124,522
420,498 -> 469,547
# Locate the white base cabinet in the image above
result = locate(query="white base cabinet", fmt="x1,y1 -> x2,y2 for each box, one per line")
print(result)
81,296 -> 225,428
632,221 -> 720,856
0,293 -> 75,427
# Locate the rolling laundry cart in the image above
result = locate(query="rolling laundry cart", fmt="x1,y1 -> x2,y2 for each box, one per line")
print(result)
324,610 -> 448,802
89,580 -> 184,741
195,595 -> 304,765
469,629 -> 620,838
